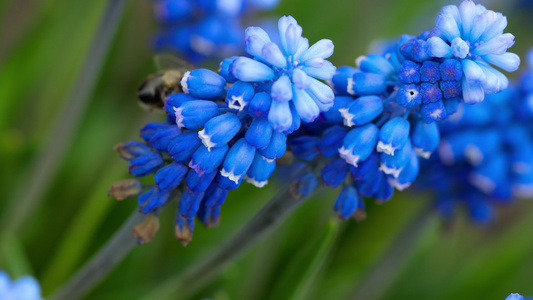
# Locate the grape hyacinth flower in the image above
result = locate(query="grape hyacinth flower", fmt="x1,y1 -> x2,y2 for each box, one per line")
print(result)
152,0 -> 279,64
111,16 -> 337,245
417,49 -> 533,224
0,271 -> 43,300
286,0 -> 519,221
228,15 -> 336,132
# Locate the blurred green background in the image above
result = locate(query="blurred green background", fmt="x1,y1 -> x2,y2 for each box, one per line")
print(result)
1,0 -> 533,299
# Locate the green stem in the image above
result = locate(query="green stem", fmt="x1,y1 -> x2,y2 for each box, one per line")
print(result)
1,0 -> 128,234
48,210 -> 144,300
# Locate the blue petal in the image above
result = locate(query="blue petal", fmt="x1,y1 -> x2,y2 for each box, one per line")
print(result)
231,57 -> 275,82
248,92 -> 272,119
292,68 -> 311,89
174,100 -> 219,130
377,117 -> 410,156
292,85 -> 320,122
226,81 -> 255,111
306,77 -> 334,105
278,16 -> 298,55
189,145 -> 228,176
427,37 -> 452,58
482,52 -> 520,72
462,59 -> 486,86
459,0 -> 477,38
246,153 -> 276,187
332,66 -> 358,96
258,131 -> 286,159
271,75 -> 293,102
480,14 -> 507,42
321,158 -> 349,188
186,170 -> 217,193
302,60 -> 336,81
262,42 -> 287,68
473,33 -> 515,56
169,131 -> 202,162
339,123 -> 379,167
341,96 -> 383,126
462,77 -> 485,105
435,6 -> 461,42
300,39 -> 334,61
181,69 -> 226,99
154,162 -> 188,192
410,120 -> 440,159
268,100 -> 293,132
285,22 -> 303,55
199,113 -> 241,150
334,185 -> 359,220
245,118 -> 273,150
451,37 -> 469,59
357,54 -> 395,77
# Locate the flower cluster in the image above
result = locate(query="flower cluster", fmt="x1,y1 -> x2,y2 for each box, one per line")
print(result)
152,0 -> 278,64
288,51 -> 441,220
418,49 -> 533,224
111,16 -> 336,245
112,1 -> 523,244
0,271 -> 43,300
291,0 -> 520,220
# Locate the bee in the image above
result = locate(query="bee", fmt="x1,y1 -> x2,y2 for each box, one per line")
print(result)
137,54 -> 194,113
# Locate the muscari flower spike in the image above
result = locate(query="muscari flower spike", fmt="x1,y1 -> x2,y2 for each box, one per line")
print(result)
152,0 -> 279,63
0,271 -> 43,300
416,49 -> 533,224
286,0 -> 520,221
111,16 -> 338,245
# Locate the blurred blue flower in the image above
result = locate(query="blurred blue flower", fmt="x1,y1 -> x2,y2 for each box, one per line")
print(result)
506,293 -> 524,300
152,0 -> 279,64
0,271 -> 43,300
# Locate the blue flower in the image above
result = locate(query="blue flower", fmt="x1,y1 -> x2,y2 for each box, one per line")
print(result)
506,293 -> 524,300
230,16 -> 336,132
426,0 -> 520,104
152,0 -> 279,63
0,271 -> 43,300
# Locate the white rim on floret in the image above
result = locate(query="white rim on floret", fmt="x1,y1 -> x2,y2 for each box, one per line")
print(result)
377,141 -> 397,156
339,108 -> 356,127
388,177 -> 411,191
246,176 -> 268,188
227,95 -> 247,111
180,71 -> 190,94
379,163 -> 403,179
221,168 -> 242,185
347,77 -> 355,95
339,146 -> 360,167
173,107 -> 185,128
415,147 -> 432,159
198,129 -> 216,151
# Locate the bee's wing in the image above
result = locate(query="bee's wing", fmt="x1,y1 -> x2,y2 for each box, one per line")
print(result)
153,54 -> 194,72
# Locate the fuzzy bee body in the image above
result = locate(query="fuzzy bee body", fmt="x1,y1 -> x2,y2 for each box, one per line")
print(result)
136,55 -> 193,113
